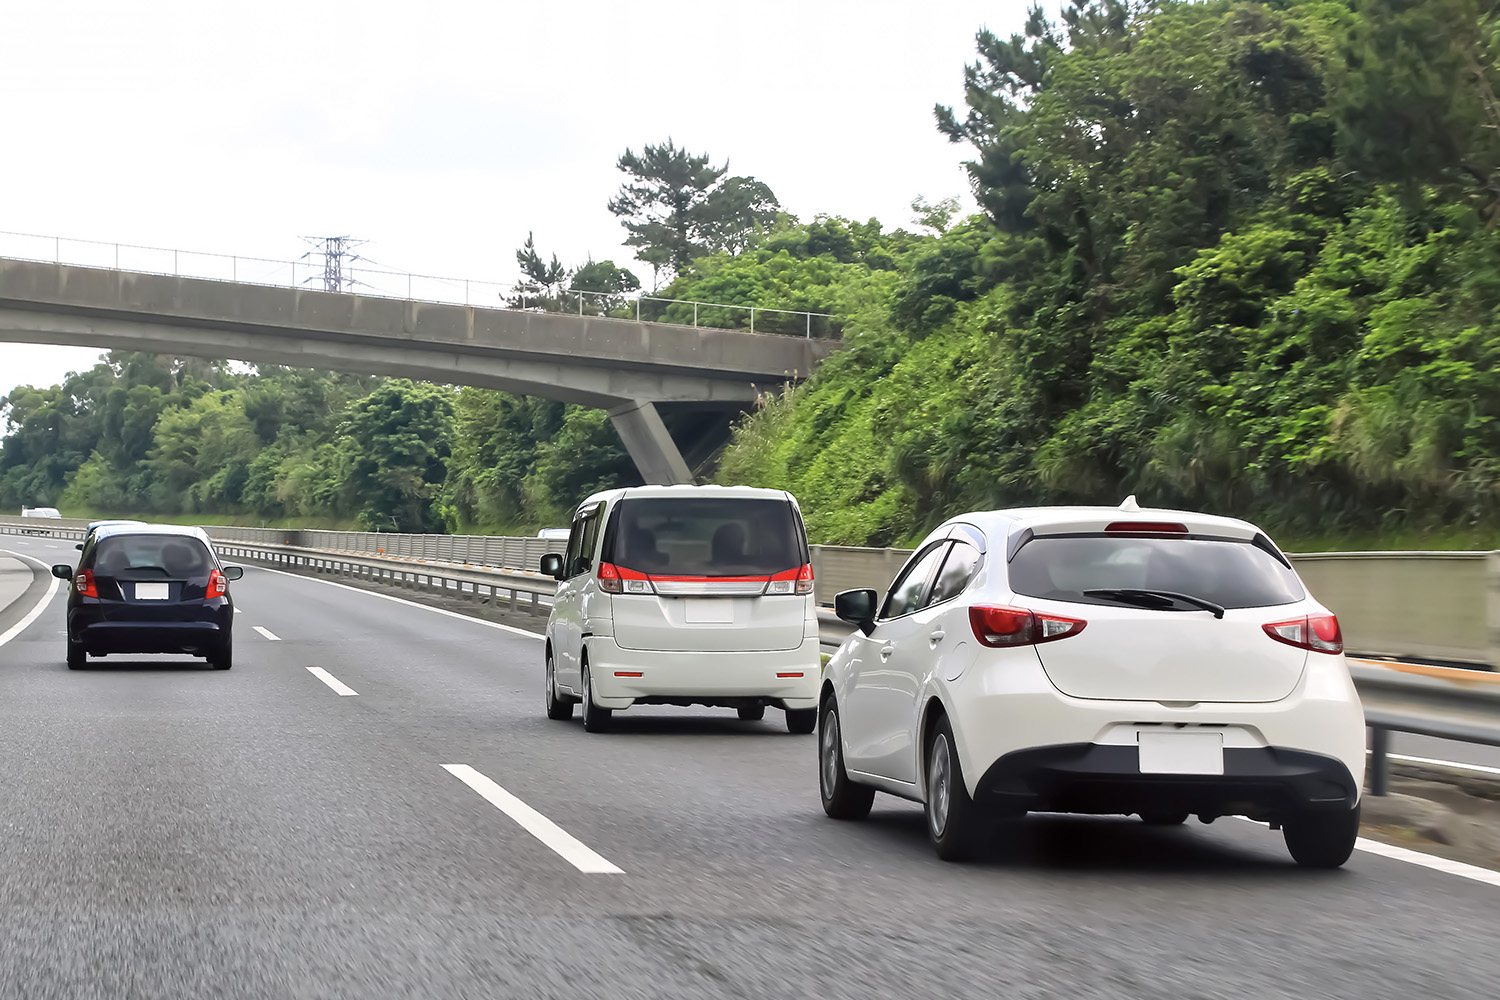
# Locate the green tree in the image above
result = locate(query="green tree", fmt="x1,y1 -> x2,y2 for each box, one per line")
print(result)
342,380 -> 456,532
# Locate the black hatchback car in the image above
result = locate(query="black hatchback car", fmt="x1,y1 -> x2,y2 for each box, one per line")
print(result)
51,524 -> 243,670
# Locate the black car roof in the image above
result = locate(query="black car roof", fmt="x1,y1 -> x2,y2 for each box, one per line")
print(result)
92,523 -> 211,543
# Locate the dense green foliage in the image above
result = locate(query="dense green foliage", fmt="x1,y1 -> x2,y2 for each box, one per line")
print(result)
6,0 -> 1498,548
720,0 -> 1500,546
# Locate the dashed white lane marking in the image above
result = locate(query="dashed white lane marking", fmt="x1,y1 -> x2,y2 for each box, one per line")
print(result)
0,550 -> 61,650
1371,749 -> 1500,778
234,607 -> 242,615
1237,818 -> 1500,888
442,764 -> 623,874
252,625 -> 281,641
253,564 -> 544,641
306,666 -> 358,696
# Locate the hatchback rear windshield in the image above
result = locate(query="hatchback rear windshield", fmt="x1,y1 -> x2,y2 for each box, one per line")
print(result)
1009,535 -> 1304,609
92,535 -> 212,579
608,497 -> 805,577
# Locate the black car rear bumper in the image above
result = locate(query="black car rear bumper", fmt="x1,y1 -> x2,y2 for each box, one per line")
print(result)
973,743 -> 1358,822
72,617 -> 228,655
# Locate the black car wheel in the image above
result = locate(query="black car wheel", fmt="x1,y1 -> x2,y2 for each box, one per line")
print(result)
210,636 -> 233,671
66,641 -> 85,671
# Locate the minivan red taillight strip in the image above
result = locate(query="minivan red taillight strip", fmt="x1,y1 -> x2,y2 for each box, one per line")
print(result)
598,562 -> 814,597
968,606 -> 1086,647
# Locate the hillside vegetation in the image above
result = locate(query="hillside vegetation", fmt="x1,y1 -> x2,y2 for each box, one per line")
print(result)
3,0 -> 1498,548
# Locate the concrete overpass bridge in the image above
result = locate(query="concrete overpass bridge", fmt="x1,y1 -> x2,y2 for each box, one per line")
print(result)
0,257 -> 837,484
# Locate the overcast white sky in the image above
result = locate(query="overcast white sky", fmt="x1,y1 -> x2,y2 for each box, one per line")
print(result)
0,0 -> 1028,397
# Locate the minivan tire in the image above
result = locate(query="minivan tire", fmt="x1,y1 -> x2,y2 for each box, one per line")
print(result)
545,651 -> 574,721
786,708 -> 817,734
737,705 -> 765,722
819,698 -> 875,820
581,660 -> 611,733
926,716 -> 984,862
66,641 -> 85,671
1283,803 -> 1360,868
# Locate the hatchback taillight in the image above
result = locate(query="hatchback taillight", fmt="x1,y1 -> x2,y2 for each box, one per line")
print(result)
968,605 -> 1087,647
75,569 -> 97,599
1262,613 -> 1343,653
208,569 -> 228,599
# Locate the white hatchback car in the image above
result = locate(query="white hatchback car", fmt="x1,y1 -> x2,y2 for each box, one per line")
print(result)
540,485 -> 821,734
819,500 -> 1366,867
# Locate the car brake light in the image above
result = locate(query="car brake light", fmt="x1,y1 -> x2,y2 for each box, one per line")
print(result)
597,562 -> 623,594
796,563 -> 814,595
765,564 -> 815,596
1105,521 -> 1188,533
968,605 -> 1087,647
75,569 -> 97,598
208,569 -> 227,598
1262,613 -> 1343,653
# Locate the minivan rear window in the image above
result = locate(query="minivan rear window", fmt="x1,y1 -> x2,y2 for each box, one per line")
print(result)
92,535 -> 211,579
1009,535 -> 1303,609
608,498 -> 804,577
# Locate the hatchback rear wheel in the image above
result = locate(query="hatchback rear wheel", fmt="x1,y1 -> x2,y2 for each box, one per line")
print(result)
926,716 -> 984,861
66,641 -> 85,671
209,635 -> 233,671
1284,804 -> 1360,868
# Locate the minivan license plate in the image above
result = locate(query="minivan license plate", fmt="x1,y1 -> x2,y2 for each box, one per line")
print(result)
684,599 -> 733,624
134,583 -> 169,601
1138,731 -> 1224,775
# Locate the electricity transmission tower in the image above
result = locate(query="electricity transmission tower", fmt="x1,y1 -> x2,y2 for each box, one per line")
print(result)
298,236 -> 367,292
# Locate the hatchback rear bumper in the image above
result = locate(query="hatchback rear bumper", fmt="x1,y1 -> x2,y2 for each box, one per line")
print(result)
973,743 -> 1359,822
74,619 -> 226,655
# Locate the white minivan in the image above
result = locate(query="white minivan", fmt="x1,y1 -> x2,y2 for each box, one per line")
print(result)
540,485 -> 821,734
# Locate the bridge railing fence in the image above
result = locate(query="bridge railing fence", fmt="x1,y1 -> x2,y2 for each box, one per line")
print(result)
0,230 -> 839,338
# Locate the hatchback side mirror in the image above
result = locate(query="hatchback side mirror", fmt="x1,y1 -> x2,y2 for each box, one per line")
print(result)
51,564 -> 73,580
222,566 -> 244,581
835,588 -> 878,635
540,553 -> 565,580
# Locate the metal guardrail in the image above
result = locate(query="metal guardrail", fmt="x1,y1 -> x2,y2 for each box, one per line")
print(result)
3,521 -> 1496,797
0,230 -> 839,338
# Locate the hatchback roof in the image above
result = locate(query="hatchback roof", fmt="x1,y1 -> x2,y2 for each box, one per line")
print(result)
942,499 -> 1263,542
92,523 -> 212,543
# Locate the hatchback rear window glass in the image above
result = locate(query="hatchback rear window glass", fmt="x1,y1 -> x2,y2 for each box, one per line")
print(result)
1009,535 -> 1303,609
610,498 -> 803,577
93,535 -> 211,579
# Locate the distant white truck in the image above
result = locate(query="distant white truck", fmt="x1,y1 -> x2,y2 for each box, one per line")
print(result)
21,506 -> 61,519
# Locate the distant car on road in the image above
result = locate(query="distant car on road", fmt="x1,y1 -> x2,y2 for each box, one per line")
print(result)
21,506 -> 61,519
540,485 -> 820,734
819,499 -> 1366,868
76,519 -> 147,550
52,523 -> 244,671
536,528 -> 571,541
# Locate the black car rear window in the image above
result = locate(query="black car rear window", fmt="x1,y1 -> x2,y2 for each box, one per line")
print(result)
608,497 -> 805,576
1009,535 -> 1304,609
92,535 -> 211,579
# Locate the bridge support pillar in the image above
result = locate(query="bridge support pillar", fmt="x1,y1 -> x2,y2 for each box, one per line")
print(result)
608,400 -> 694,485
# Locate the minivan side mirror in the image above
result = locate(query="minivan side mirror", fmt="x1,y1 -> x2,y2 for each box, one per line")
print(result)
540,553 -> 565,580
835,589 -> 878,635
50,564 -> 72,580
222,566 -> 244,581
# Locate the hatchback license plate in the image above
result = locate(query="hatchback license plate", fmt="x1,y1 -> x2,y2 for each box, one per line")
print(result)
1138,731 -> 1224,775
683,599 -> 733,624
134,583 -> 169,601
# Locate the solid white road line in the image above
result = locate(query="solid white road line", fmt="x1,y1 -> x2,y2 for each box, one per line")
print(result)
1368,749 -> 1500,778
0,550 -> 61,651
442,764 -> 623,874
252,564 -> 544,642
252,625 -> 281,641
307,666 -> 358,696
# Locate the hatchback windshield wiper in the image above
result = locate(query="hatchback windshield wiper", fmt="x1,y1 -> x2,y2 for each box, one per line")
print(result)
1082,588 -> 1226,619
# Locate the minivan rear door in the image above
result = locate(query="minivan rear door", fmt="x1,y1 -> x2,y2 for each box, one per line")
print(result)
1007,533 -> 1310,703
606,496 -> 809,653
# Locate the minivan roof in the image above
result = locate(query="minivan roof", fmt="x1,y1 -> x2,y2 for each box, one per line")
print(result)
577,484 -> 797,507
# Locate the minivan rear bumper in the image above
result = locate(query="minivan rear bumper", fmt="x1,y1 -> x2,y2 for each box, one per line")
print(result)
586,636 -> 820,709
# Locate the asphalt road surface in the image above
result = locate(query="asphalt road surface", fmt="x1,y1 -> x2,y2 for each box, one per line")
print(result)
1,535 -> 1498,999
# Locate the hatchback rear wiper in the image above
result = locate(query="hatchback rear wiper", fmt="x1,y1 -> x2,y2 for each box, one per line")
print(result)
1082,588 -> 1226,619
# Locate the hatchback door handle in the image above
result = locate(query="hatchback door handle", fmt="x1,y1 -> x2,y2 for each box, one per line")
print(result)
929,630 -> 946,646
879,644 -> 895,661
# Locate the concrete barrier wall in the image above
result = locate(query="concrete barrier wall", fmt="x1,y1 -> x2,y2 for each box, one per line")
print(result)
2,517 -> 1494,666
